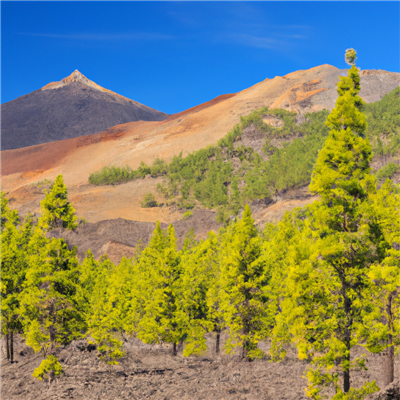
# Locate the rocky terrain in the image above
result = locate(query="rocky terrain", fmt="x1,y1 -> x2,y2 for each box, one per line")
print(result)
48,210 -> 222,263
1,335 -> 399,400
1,70 -> 168,150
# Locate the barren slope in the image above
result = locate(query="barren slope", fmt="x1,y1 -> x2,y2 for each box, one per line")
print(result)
1,70 -> 168,150
2,65 -> 399,225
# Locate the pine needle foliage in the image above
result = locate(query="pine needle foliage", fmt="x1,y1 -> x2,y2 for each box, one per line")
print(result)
20,232 -> 85,383
39,174 -> 78,231
216,205 -> 272,359
126,223 -> 183,354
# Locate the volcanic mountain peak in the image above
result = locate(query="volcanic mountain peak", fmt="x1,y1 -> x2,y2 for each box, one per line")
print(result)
41,69 -> 134,102
2,69 -> 169,151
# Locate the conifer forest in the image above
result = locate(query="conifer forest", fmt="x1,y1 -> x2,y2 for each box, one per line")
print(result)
2,51 -> 399,400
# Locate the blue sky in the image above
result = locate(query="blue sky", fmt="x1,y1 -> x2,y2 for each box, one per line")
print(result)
1,1 -> 399,115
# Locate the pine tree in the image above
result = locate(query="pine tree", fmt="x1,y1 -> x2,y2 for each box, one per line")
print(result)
79,254 -> 126,365
39,175 -> 78,231
287,50 -> 380,398
178,232 -> 221,356
128,223 -> 183,355
360,179 -> 400,387
216,205 -> 271,359
261,212 -> 307,362
21,235 -> 84,379
1,195 -> 34,363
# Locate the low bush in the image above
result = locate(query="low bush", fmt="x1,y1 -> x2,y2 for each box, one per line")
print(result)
182,211 -> 193,220
375,162 -> 400,182
141,193 -> 158,208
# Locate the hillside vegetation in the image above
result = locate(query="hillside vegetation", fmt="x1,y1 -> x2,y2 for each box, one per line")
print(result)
89,87 -> 400,222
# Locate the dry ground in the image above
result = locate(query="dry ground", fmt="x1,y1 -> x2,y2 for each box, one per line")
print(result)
2,335 -> 399,400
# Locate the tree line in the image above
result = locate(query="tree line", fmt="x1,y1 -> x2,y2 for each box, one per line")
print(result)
2,51 -> 399,399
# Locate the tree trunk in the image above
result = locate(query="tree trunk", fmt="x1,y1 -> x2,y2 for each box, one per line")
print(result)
48,306 -> 57,357
215,332 -> 220,355
343,366 -> 350,393
382,341 -> 394,388
242,338 -> 249,360
10,331 -> 14,363
6,333 -> 10,360
342,283 -> 352,393
382,293 -> 395,387
172,343 -> 177,356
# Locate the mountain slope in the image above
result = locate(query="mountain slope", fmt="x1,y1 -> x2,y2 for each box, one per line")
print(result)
2,65 -> 399,226
1,70 -> 168,150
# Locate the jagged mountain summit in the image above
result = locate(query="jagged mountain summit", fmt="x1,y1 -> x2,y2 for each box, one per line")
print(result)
1,70 -> 169,150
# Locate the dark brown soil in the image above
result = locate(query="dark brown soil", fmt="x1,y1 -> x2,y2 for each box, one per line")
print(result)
1,335 -> 398,400
48,209 -> 222,263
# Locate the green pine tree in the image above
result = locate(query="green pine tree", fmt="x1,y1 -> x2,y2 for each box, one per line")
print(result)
39,175 -> 78,231
178,231 -> 221,356
21,235 -> 84,380
360,179 -> 400,387
128,222 -> 183,355
80,254 -> 126,365
1,205 -> 33,362
285,50 -> 380,398
216,205 -> 271,359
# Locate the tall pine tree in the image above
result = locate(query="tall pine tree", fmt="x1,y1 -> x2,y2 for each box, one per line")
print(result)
360,179 -> 400,387
21,231 -> 83,380
281,50 -> 381,398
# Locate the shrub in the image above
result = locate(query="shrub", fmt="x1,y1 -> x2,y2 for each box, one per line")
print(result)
89,165 -> 136,185
182,211 -> 193,220
375,162 -> 400,182
32,355 -> 63,381
150,157 -> 168,177
141,193 -> 158,208
31,178 -> 53,188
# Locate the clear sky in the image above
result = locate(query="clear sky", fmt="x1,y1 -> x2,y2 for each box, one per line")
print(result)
1,1 -> 399,115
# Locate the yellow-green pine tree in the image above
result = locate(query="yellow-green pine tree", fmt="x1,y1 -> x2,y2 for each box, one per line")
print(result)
39,175 -> 78,231
79,253 -> 126,365
291,49 -> 380,398
361,179 -> 400,387
178,232 -> 221,356
130,222 -> 183,355
217,205 -> 271,359
0,200 -> 33,363
21,235 -> 83,380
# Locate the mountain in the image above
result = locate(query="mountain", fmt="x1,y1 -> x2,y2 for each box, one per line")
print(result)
1,70 -> 169,150
2,64 -> 399,238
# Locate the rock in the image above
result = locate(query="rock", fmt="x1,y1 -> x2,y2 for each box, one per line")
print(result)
370,381 -> 400,400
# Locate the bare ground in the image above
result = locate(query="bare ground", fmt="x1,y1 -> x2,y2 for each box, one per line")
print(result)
2,335 -> 399,400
